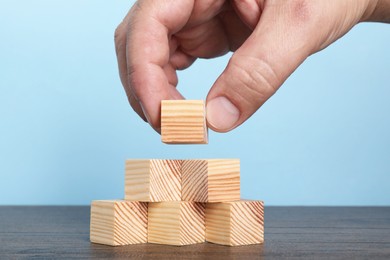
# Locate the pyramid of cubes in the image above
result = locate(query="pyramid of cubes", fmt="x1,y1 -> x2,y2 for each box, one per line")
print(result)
90,100 -> 264,246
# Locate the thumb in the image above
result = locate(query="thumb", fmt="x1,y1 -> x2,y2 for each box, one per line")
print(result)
206,1 -> 317,132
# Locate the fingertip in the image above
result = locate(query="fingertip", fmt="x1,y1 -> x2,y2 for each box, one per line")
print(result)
206,96 -> 240,133
139,101 -> 160,130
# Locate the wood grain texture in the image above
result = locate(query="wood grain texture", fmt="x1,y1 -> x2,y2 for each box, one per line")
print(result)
90,200 -> 147,246
125,159 -> 182,202
148,202 -> 205,246
2,206 -> 390,259
182,159 -> 240,202
205,200 -> 264,246
161,100 -> 208,144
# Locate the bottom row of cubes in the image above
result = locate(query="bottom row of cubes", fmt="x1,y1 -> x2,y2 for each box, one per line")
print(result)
90,200 -> 264,246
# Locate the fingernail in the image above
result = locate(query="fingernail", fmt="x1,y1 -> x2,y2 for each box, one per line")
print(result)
207,96 -> 240,132
140,102 -> 161,133
139,102 -> 152,125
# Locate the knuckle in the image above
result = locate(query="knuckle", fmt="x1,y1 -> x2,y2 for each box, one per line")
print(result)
287,0 -> 316,26
291,0 -> 311,21
114,22 -> 126,45
114,21 -> 129,56
229,55 -> 279,104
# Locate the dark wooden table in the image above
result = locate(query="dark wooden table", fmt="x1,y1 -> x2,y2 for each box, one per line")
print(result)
1,206 -> 390,259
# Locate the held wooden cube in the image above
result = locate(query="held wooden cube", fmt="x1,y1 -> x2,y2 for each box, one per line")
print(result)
205,200 -> 264,246
161,100 -> 208,144
148,202 -> 205,246
90,200 -> 148,246
182,159 -> 240,202
125,159 -> 182,202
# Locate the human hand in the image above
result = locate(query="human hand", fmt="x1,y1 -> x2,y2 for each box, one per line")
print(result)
115,0 -> 389,133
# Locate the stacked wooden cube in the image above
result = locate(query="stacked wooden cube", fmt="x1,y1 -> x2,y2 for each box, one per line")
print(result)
90,100 -> 264,247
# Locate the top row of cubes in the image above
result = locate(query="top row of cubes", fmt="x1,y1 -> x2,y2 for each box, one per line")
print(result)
125,159 -> 240,203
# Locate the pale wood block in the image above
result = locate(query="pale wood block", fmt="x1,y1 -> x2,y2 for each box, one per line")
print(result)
182,159 -> 240,202
161,100 -> 208,144
90,200 -> 147,246
205,200 -> 264,246
125,159 -> 182,202
148,201 -> 205,246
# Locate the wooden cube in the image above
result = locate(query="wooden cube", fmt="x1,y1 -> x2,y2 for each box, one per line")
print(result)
161,100 -> 208,144
90,200 -> 148,246
205,200 -> 264,246
182,159 -> 240,202
148,202 -> 205,246
125,159 -> 182,202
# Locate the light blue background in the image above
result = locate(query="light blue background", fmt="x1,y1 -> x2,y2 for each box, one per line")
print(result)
0,1 -> 389,205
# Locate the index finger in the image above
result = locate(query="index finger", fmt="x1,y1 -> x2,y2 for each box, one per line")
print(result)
125,0 -> 195,129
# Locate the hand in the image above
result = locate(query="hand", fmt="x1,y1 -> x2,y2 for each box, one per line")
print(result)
115,0 -> 389,133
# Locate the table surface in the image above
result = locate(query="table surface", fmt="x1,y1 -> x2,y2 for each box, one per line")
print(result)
1,206 -> 390,259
